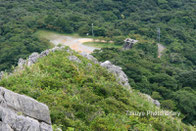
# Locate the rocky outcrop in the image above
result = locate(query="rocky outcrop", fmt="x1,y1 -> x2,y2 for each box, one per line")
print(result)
0,87 -> 52,131
141,94 -> 161,107
1,46 -> 159,110
79,53 -> 131,90
99,60 -> 160,107
17,46 -> 67,70
80,52 -> 99,64
100,61 -> 131,90
0,46 -> 71,80
123,38 -> 138,50
68,56 -> 81,63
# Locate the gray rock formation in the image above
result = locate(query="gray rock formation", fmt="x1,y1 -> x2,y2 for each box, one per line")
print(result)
27,52 -> 40,66
0,87 -> 52,131
17,46 -> 66,70
18,59 -> 26,69
40,50 -> 50,58
123,38 -> 138,50
80,52 -> 99,64
154,100 -> 161,107
100,61 -> 131,90
68,56 -> 81,63
142,94 -> 161,107
0,122 -> 13,131
79,53 -> 131,91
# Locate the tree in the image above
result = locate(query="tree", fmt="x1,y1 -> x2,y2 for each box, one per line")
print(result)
151,91 -> 162,100
161,100 -> 176,110
101,11 -> 118,21
93,26 -> 106,37
55,17 -> 73,33
113,36 -> 125,45
173,90 -> 196,125
177,70 -> 196,90
149,74 -> 177,90
78,25 -> 90,36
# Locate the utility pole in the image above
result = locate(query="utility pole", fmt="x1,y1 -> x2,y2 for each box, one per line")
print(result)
92,23 -> 94,37
157,27 -> 160,43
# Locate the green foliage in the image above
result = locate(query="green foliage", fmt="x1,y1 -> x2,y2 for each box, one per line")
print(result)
93,26 -> 106,37
149,74 -> 177,90
0,48 -> 193,130
83,42 -> 121,48
161,100 -> 176,110
177,71 -> 196,89
151,92 -> 162,100
101,11 -> 118,21
92,45 -> 196,125
173,89 -> 196,125
1,0 -> 196,128
113,36 -> 126,45
1,0 -> 196,72
78,25 -> 90,36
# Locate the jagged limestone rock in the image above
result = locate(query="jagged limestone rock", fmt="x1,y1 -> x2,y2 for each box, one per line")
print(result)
18,59 -> 26,69
17,46 -> 67,69
142,94 -> 161,107
79,53 -> 132,91
40,50 -> 50,58
0,87 -> 52,131
0,122 -> 13,131
123,38 -> 138,50
68,56 -> 81,63
80,52 -> 99,64
100,61 -> 131,90
27,52 -> 40,66
154,100 -> 161,107
40,122 -> 53,131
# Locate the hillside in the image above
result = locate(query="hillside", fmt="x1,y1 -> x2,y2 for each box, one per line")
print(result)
92,44 -> 196,125
0,0 -> 196,129
1,0 -> 196,71
0,47 -> 194,130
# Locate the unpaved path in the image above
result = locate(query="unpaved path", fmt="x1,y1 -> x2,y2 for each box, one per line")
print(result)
48,34 -> 99,54
42,32 -> 165,56
158,43 -> 166,58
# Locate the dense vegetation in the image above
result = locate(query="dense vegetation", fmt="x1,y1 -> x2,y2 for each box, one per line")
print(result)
92,43 -> 196,125
0,48 -> 194,130
0,0 -> 196,128
1,0 -> 196,71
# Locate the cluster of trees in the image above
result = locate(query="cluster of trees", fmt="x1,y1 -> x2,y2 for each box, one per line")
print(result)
92,44 -> 196,125
1,0 -> 196,71
0,0 -> 196,126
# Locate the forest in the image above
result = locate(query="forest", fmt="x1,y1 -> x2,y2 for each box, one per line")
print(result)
0,0 -> 196,128
1,0 -> 196,71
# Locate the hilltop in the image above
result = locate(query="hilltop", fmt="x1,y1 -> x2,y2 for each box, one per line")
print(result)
0,46 -> 194,130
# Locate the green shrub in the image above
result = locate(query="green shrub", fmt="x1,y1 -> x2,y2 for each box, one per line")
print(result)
0,48 -> 193,130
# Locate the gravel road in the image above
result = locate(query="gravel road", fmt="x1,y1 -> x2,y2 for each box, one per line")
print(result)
48,34 -> 99,54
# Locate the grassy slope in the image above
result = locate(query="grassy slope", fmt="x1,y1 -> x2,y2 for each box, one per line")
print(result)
0,47 -> 194,131
83,42 -> 121,48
